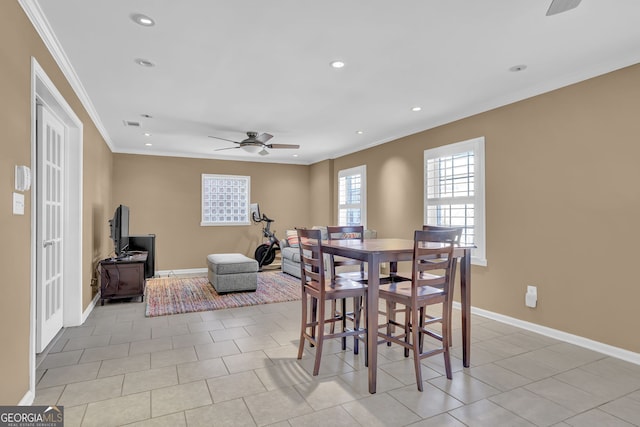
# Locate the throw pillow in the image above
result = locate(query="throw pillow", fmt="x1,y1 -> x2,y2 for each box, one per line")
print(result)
341,232 -> 360,239
286,229 -> 300,247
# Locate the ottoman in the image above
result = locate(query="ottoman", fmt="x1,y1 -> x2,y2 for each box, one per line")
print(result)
207,253 -> 259,293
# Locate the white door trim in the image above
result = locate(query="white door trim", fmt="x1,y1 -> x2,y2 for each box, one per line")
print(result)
27,57 -> 83,403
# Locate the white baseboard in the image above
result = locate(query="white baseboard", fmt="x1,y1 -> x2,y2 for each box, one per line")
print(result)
81,292 -> 101,324
18,389 -> 34,406
454,302 -> 640,366
155,268 -> 207,277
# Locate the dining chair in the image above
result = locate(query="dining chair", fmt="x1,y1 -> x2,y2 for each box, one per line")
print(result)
326,225 -> 367,353
377,229 -> 456,391
327,225 -> 367,353
382,226 -> 462,349
419,225 -> 462,350
297,228 -> 368,376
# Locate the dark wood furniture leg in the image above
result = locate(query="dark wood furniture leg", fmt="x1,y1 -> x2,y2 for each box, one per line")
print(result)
460,249 -> 471,367
367,253 -> 380,394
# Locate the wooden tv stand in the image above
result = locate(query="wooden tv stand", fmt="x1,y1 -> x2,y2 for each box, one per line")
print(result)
99,252 -> 148,305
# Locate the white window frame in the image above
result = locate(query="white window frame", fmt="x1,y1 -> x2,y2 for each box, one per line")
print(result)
201,174 -> 251,226
424,137 -> 486,266
338,165 -> 366,228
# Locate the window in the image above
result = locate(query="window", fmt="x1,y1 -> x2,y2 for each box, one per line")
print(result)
338,165 -> 366,227
424,137 -> 486,266
201,174 -> 250,226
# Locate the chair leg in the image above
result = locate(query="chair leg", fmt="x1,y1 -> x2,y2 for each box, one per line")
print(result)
418,306 -> 425,354
442,300 -> 453,380
341,298 -> 347,350
310,297 -> 317,347
448,259 -> 457,347
362,297 -> 368,367
298,293 -> 307,360
386,301 -> 394,347
411,306 -> 424,392
352,296 -> 361,355
313,298 -> 326,376
329,299 -> 337,334
404,305 -> 410,358
447,297 -> 455,347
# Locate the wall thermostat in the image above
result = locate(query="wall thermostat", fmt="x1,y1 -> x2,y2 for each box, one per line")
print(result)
15,165 -> 31,192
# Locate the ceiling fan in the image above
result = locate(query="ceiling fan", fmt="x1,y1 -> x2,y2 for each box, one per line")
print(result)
208,131 -> 300,156
546,0 -> 581,16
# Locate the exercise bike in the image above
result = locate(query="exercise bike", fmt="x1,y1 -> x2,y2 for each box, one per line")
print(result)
252,204 -> 280,268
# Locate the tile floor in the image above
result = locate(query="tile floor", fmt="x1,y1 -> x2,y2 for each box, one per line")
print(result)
34,288 -> 640,426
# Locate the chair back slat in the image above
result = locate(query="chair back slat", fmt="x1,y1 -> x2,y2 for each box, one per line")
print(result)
412,230 -> 455,294
327,225 -> 365,274
422,225 -> 462,244
298,228 -> 325,294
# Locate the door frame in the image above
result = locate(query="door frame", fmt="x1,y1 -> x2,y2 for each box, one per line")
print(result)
28,58 -> 83,397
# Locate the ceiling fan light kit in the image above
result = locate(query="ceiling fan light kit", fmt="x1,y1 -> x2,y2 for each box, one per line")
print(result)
209,131 -> 300,156
241,144 -> 262,154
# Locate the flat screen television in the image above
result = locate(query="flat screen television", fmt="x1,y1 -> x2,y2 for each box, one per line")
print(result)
109,204 -> 130,257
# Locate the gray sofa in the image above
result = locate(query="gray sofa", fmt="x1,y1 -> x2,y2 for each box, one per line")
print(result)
279,226 -> 377,279
280,226 -> 327,278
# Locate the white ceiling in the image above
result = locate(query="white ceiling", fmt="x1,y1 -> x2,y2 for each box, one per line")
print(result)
22,0 -> 640,165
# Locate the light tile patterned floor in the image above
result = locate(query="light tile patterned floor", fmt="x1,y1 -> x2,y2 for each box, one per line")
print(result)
34,289 -> 640,426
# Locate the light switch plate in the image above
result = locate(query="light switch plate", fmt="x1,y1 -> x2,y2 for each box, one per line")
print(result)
13,192 -> 25,215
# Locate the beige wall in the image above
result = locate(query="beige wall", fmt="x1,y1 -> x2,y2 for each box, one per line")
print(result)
332,63 -> 640,353
0,2 -> 113,403
112,154 -> 310,270
309,160 -> 333,226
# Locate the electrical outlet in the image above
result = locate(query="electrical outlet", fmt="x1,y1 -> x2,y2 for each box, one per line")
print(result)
525,285 -> 537,308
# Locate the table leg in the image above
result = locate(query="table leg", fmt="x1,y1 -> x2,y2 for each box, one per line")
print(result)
460,249 -> 471,367
367,253 -> 380,394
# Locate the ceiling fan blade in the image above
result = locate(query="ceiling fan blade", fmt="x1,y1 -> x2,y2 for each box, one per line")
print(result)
546,0 -> 581,16
255,133 -> 273,144
208,135 -> 240,144
258,148 -> 269,156
268,144 -> 300,149
214,146 -> 241,151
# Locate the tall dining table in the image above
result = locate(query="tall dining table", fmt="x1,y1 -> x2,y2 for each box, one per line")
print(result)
322,238 -> 474,394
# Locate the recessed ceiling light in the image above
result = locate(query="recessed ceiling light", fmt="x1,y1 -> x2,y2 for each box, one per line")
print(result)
145,143 -> 153,147
356,130 -> 364,135
292,154 -> 299,157
330,60 -> 345,69
131,13 -> 155,26
411,106 -> 422,112
144,132 -> 152,137
135,58 -> 155,67
509,64 -> 527,72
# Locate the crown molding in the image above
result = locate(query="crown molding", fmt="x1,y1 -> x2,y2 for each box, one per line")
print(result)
18,0 -> 114,151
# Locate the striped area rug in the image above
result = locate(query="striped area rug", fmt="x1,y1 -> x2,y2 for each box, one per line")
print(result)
145,271 -> 300,317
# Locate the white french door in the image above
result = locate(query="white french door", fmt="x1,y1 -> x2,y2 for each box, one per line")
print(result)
36,104 -> 66,353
